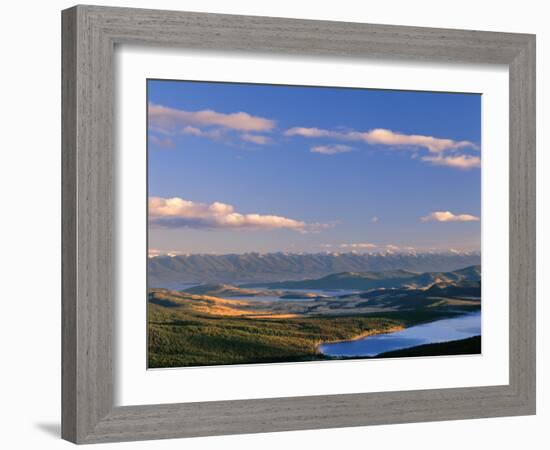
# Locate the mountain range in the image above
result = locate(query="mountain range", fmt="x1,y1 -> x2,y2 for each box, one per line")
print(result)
148,251 -> 481,287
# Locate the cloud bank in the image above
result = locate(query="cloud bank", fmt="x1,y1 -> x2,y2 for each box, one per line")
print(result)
149,197 -> 329,232
421,211 -> 480,222
321,242 -> 418,253
359,129 -> 475,153
285,126 -> 477,153
148,248 -> 188,258
285,126 -> 479,170
149,104 -> 275,132
149,104 -> 275,146
339,242 -> 377,249
148,104 -> 479,170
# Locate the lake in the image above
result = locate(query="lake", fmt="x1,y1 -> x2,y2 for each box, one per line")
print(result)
319,311 -> 481,357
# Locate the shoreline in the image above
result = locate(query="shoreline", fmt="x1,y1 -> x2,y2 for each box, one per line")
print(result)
315,324 -> 406,352
316,310 -> 480,356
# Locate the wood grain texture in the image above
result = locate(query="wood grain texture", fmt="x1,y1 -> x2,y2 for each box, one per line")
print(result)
62,5 -> 114,442
61,5 -> 536,444
61,7 -> 77,443
508,36 -> 536,408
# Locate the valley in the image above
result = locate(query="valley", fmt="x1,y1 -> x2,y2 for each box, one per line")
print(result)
148,265 -> 482,367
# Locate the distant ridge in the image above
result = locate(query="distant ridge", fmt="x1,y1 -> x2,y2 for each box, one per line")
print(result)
148,251 -> 481,288
244,265 -> 481,290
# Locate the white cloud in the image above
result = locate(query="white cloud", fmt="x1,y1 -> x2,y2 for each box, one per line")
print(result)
371,216 -> 379,223
241,133 -> 271,145
421,154 -> 481,169
285,127 -> 335,138
385,244 -> 401,251
148,248 -> 188,258
149,104 -> 275,146
148,135 -> 175,148
181,126 -> 203,136
339,242 -> 377,249
356,129 -> 476,153
329,243 -> 418,253
149,197 -> 330,233
148,248 -> 162,258
182,127 -> 270,145
311,144 -> 353,155
149,103 -> 275,132
421,211 -> 480,222
181,126 -> 225,140
285,126 -> 477,154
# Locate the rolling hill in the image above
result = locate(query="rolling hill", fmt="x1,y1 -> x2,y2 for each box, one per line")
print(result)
244,265 -> 481,291
182,284 -> 277,297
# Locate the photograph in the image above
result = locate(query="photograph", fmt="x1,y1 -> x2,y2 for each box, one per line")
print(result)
147,80 -> 482,368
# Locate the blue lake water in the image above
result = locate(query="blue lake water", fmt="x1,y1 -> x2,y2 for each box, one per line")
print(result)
319,311 -> 481,357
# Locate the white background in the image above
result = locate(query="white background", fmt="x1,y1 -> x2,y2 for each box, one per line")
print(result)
0,1 -> 547,449
116,48 -> 509,405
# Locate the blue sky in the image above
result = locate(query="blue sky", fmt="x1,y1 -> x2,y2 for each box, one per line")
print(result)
147,79 -> 481,255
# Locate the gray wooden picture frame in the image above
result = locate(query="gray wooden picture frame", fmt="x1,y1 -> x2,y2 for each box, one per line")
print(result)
61,5 -> 536,444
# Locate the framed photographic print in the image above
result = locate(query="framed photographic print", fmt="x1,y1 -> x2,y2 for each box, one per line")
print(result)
62,5 -> 536,444
146,80 -> 484,369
